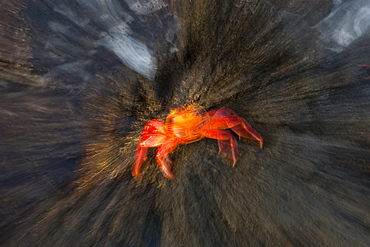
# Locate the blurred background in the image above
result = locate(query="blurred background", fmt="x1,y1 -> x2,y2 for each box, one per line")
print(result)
0,0 -> 369,246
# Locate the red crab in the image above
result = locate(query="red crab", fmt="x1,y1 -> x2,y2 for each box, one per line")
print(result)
132,103 -> 263,179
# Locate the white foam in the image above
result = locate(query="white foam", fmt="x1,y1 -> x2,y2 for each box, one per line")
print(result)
98,26 -> 157,80
315,0 -> 370,52
125,0 -> 167,15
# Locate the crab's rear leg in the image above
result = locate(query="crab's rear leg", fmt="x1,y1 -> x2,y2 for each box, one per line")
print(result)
211,108 -> 263,148
226,116 -> 263,148
203,129 -> 238,166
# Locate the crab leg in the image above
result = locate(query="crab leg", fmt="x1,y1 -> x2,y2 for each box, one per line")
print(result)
132,133 -> 168,177
132,145 -> 149,177
209,108 -> 263,148
203,129 -> 238,166
225,116 -> 263,148
132,119 -> 167,178
155,140 -> 178,179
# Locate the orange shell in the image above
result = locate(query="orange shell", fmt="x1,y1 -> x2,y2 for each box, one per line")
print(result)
165,103 -> 210,143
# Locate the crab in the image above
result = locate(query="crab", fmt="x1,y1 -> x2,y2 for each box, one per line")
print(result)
132,103 -> 263,179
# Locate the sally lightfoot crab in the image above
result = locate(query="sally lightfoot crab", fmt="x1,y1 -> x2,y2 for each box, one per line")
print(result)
132,103 -> 263,179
